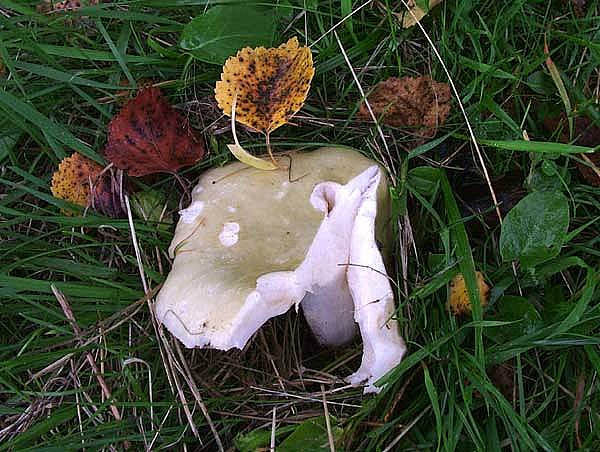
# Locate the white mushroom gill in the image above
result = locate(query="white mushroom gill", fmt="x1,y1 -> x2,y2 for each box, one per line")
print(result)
346,169 -> 407,393
296,168 -> 381,347
155,148 -> 405,393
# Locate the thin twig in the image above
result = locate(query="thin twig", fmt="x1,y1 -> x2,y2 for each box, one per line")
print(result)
310,0 -> 374,48
321,384 -> 336,452
397,0 -> 503,224
51,285 -> 121,423
159,337 -> 202,441
270,407 -> 277,452
174,341 -> 225,452
381,407 -> 430,452
124,195 -> 178,412
333,30 -> 394,175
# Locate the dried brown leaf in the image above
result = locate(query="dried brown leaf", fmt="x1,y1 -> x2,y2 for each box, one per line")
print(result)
489,363 -> 514,400
544,113 -> 600,186
90,168 -> 126,218
359,76 -> 451,139
37,0 -> 100,13
570,0 -> 587,17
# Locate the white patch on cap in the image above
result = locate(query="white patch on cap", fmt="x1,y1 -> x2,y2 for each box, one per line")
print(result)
275,191 -> 286,200
179,201 -> 205,224
219,222 -> 240,247
227,206 -> 237,213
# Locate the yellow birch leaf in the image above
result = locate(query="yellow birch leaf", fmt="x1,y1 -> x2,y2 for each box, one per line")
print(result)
215,37 -> 314,134
447,271 -> 490,316
51,153 -> 102,212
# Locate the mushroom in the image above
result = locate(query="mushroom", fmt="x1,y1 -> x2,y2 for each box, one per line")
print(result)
155,147 -> 406,393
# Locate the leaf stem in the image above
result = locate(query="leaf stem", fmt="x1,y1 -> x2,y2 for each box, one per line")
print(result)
265,132 -> 277,166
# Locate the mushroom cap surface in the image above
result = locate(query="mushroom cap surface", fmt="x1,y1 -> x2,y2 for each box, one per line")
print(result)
155,147 -> 390,350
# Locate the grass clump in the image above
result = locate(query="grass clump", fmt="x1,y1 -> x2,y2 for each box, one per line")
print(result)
1,1 -> 599,450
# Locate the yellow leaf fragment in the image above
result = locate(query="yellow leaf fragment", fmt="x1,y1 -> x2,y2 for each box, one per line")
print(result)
447,271 -> 490,316
51,153 -> 102,211
399,0 -> 444,28
215,37 -> 314,134
227,91 -> 277,171
227,144 -> 278,171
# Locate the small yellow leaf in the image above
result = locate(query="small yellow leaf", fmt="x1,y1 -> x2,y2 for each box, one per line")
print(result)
51,153 -> 103,213
447,271 -> 490,316
227,144 -> 278,171
399,0 -> 444,28
215,37 -> 314,134
227,91 -> 277,170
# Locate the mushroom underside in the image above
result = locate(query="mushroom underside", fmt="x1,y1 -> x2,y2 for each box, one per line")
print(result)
155,148 -> 406,393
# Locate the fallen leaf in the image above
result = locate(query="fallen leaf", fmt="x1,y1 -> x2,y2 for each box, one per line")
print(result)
37,0 -> 100,14
214,36 -> 314,168
278,416 -> 343,451
569,0 -> 587,17
544,113 -> 600,186
398,0 -> 444,28
456,172 -> 525,229
131,189 -> 171,225
103,87 -> 206,176
226,91 -> 277,171
358,76 -> 451,139
51,153 -> 125,217
447,271 -> 490,316
90,168 -> 126,218
215,37 -> 313,134
489,363 -> 515,400
51,153 -> 103,210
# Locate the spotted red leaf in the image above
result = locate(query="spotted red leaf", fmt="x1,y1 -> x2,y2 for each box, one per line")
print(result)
104,87 -> 206,176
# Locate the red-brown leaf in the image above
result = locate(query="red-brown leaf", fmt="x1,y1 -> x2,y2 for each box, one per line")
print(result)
104,87 -> 206,177
91,168 -> 127,218
358,76 -> 451,139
